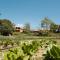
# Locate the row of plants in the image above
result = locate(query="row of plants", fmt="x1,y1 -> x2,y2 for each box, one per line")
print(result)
1,39 -> 58,60
4,41 -> 36,60
0,38 -> 56,49
43,45 -> 60,60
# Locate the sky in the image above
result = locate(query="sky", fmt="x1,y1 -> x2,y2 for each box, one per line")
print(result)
0,0 -> 60,29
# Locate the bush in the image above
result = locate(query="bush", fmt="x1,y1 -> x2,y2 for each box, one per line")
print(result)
1,29 -> 12,36
44,45 -> 60,60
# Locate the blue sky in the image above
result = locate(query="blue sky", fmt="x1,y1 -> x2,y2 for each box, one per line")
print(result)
0,0 -> 60,29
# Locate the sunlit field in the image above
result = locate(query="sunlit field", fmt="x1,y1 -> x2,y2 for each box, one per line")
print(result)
0,32 -> 60,60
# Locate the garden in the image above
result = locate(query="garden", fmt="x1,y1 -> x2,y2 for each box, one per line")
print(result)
0,32 -> 60,60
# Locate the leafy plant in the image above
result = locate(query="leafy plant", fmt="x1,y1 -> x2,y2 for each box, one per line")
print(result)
4,47 -> 24,60
22,41 -> 41,60
44,45 -> 60,60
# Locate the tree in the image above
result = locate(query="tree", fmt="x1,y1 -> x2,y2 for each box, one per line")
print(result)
23,23 -> 30,33
2,19 -> 14,31
41,17 -> 57,31
41,17 -> 53,30
0,19 -> 14,35
50,23 -> 58,32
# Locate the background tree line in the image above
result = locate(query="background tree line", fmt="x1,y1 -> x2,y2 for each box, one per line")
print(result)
0,18 -> 59,36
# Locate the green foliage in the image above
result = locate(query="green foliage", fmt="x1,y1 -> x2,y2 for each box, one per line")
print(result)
22,41 -> 40,56
21,40 -> 41,60
41,17 -> 58,32
44,45 -> 60,60
50,23 -> 58,32
0,19 -> 14,31
4,47 -> 24,60
0,37 -> 58,60
23,23 -> 30,34
4,40 -> 41,60
0,19 -> 14,35
41,17 -> 52,30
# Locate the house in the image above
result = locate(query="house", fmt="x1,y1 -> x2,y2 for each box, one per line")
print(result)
15,27 -> 23,32
15,24 -> 24,32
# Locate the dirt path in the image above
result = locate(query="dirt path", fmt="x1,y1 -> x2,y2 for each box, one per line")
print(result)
31,48 -> 45,60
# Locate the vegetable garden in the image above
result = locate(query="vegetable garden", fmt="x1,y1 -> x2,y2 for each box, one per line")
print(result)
0,33 -> 60,60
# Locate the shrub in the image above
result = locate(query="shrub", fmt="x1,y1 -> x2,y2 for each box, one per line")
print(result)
44,45 -> 60,60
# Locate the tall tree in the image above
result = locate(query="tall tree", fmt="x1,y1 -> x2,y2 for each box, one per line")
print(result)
23,23 -> 30,33
41,17 -> 55,30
